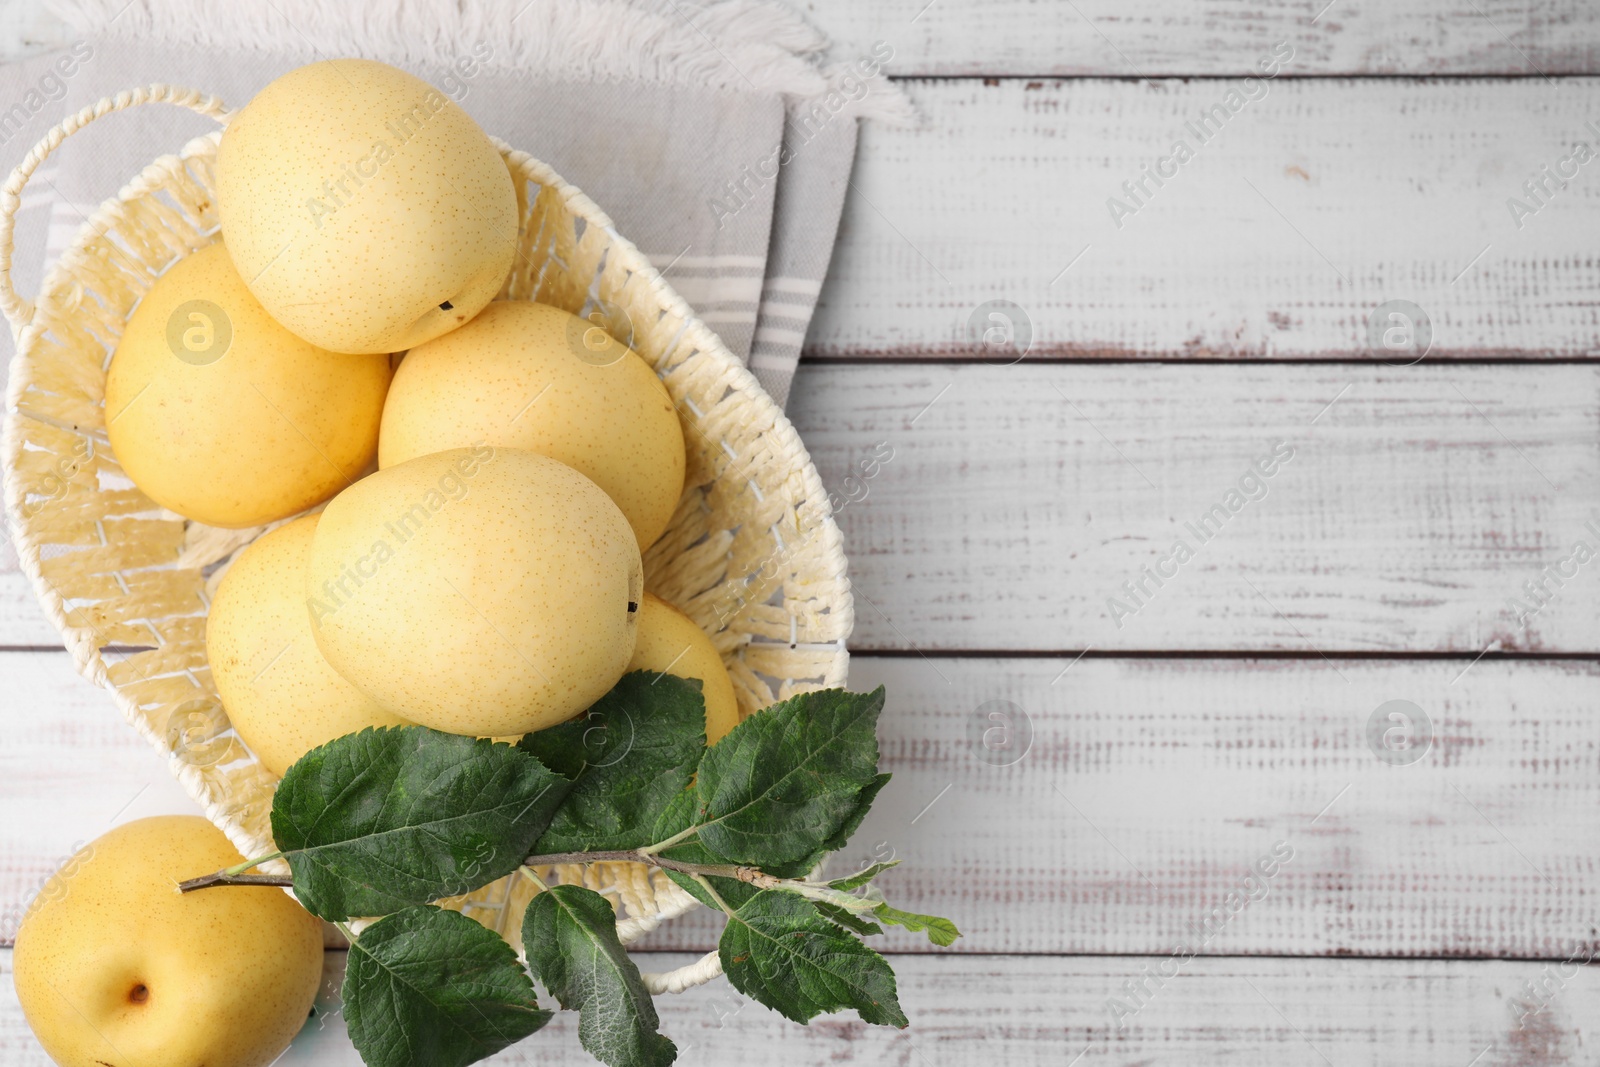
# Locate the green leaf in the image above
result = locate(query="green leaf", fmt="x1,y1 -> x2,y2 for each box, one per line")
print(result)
272,727 -> 570,920
693,688 -> 886,866
521,671 -> 705,853
522,885 -> 676,1067
818,773 -> 891,854
719,890 -> 907,1027
873,904 -> 961,947
649,794 -> 773,913
646,790 -> 750,910
649,782 -> 698,846
344,906 -> 550,1067
776,772 -> 893,878
827,859 -> 900,892
662,866 -> 760,913
810,900 -> 884,937
650,790 -> 811,883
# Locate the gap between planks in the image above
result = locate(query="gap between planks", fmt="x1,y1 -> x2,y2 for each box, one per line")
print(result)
9,650 -> 1592,961
811,78 -> 1600,361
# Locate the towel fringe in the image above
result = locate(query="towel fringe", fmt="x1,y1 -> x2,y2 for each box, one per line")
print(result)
47,0 -> 909,116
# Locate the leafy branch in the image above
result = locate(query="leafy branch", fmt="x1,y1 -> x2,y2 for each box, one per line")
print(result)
179,671 -> 959,1067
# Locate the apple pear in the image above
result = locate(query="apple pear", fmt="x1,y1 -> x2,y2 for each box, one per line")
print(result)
306,447 -> 641,736
216,58 -> 518,354
378,300 -> 687,549
628,592 -> 741,743
105,242 -> 391,528
208,514 -> 410,776
12,816 -> 323,1067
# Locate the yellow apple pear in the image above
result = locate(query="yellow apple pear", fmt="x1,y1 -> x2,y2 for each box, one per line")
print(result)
12,816 -> 323,1067
216,59 -> 518,354
105,242 -> 391,527
306,446 -> 641,736
208,514 -> 410,776
628,592 -> 741,742
378,300 -> 686,549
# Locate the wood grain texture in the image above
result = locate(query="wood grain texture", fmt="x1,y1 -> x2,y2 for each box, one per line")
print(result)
6,362 -> 1597,654
0,650 -> 203,942
788,362 -> 1600,653
0,570 -> 53,646
631,655 -> 1600,958
3,949 -> 1594,1065
6,1 -> 1600,77
5,2 -> 1595,75
5,650 -> 1597,959
812,77 -> 1600,360
9,77 -> 1600,646
813,0 -> 1600,76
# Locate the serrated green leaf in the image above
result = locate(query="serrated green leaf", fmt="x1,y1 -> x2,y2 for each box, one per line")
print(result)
654,803 -> 816,883
874,904 -> 961,947
650,791 -> 752,910
817,772 -> 890,854
719,890 -> 907,1027
693,688 -> 886,866
810,899 -> 884,936
522,884 -> 676,1067
661,866 -> 760,913
651,795 -> 772,912
776,772 -> 893,878
827,860 -> 900,892
521,671 -> 705,853
649,783 -> 698,847
272,727 -> 569,920
344,906 -> 550,1067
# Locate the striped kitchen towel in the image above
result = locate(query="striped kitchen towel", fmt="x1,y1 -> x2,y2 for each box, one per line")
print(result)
0,0 -> 912,408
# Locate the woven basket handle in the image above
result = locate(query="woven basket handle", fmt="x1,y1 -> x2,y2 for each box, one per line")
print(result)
0,83 -> 230,335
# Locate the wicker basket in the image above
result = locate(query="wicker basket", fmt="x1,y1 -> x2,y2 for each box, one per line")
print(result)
0,85 -> 853,994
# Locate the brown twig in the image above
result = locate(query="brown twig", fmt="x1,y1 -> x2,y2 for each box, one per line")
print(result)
178,850 -> 787,896
177,872 -> 295,893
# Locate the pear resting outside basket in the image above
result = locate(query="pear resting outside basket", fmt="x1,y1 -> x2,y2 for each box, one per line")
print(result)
0,85 -> 853,994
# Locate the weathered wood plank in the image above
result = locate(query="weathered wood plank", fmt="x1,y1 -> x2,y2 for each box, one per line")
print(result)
814,77 -> 1600,360
9,78 -> 1600,645
4,361 -> 1597,653
788,362 -> 1600,653
2,949 -> 1592,1065
0,573 -> 53,648
6,650 -> 1597,959
818,0 -> 1600,76
9,2 -> 1599,75
0,650 -> 201,943
634,655 -> 1600,959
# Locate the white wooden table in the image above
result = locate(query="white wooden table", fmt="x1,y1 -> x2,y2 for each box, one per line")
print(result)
4,2 -> 1600,1063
